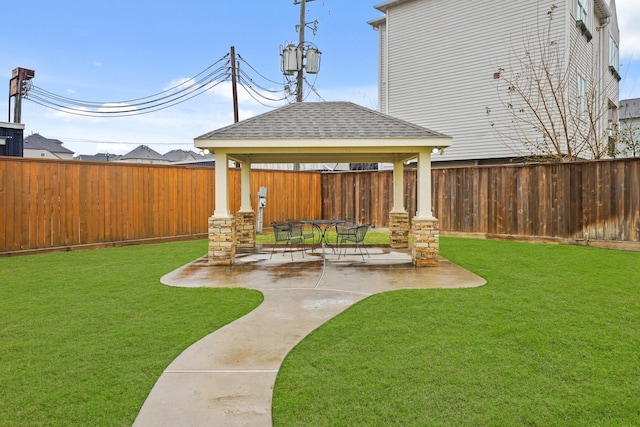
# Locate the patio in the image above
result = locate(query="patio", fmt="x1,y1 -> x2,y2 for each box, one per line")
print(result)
133,247 -> 486,426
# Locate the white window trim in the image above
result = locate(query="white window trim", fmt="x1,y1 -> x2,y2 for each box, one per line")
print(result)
609,36 -> 619,70
577,73 -> 586,114
577,0 -> 589,23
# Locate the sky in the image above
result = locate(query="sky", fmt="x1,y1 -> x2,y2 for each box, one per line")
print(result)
1,0 -> 640,157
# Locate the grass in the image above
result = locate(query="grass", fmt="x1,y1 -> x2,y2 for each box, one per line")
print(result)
3,236 -> 639,425
0,241 -> 262,427
272,237 -> 640,426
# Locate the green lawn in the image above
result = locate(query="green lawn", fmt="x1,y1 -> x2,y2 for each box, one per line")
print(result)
0,241 -> 262,427
272,238 -> 640,426
3,237 -> 639,426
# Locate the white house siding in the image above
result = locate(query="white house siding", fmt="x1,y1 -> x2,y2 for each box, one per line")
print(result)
23,149 -> 74,160
373,0 -> 619,163
602,0 -> 620,122
568,0 -> 620,156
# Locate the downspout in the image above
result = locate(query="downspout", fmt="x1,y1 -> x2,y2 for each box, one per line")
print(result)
384,9 -> 390,114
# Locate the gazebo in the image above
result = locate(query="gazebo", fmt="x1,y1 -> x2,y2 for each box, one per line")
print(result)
194,102 -> 451,267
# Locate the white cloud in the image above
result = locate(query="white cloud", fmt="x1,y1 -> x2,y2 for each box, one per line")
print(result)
93,61 -> 103,67
617,0 -> 640,60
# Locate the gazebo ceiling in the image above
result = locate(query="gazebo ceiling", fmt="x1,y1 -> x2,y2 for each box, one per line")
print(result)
194,102 -> 451,164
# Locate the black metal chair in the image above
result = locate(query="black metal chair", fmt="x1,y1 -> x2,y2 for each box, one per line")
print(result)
270,221 -> 305,260
335,217 -> 358,245
286,219 -> 316,252
338,223 -> 370,260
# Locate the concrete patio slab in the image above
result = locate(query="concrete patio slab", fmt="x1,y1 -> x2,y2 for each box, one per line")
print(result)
133,247 -> 485,427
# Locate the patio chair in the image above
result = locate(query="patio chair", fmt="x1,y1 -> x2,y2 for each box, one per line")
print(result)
286,219 -> 316,252
270,221 -> 305,260
335,217 -> 358,244
338,223 -> 370,261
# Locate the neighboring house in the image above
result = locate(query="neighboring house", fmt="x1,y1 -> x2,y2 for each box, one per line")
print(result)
617,98 -> 640,157
75,147 -> 211,164
75,153 -> 122,162
163,149 -> 200,163
117,145 -> 168,164
172,153 -> 216,167
23,133 -> 74,160
0,122 -> 24,157
369,0 -> 620,165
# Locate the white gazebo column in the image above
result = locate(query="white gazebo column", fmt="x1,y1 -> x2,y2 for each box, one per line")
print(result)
411,148 -> 439,267
208,150 -> 236,266
389,158 -> 409,248
236,161 -> 256,249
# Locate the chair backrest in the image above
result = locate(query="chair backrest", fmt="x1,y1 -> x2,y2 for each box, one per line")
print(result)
271,221 -> 291,243
354,224 -> 370,243
336,217 -> 358,234
288,222 -> 305,240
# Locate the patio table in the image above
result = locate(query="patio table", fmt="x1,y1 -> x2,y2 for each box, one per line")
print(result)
302,219 -> 345,254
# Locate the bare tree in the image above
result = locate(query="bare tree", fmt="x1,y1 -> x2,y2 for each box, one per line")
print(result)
486,4 -> 616,162
616,102 -> 640,157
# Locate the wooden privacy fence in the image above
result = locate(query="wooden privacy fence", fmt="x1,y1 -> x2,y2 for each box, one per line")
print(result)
322,158 -> 640,243
1,157 -> 639,253
0,157 -> 321,253
431,159 -> 640,242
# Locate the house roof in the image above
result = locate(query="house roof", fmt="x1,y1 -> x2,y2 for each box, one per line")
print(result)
75,153 -> 122,162
195,102 -> 451,165
620,98 -> 640,120
163,149 -> 199,162
24,133 -> 74,154
120,145 -> 165,160
372,0 -> 416,13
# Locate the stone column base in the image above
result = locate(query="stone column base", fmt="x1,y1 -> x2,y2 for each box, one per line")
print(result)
236,211 -> 256,249
389,211 -> 410,248
208,215 -> 236,266
411,218 -> 439,267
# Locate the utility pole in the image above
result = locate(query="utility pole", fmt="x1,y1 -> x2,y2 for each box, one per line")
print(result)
296,0 -> 307,103
230,46 -> 241,168
8,68 -> 35,123
230,46 -> 239,123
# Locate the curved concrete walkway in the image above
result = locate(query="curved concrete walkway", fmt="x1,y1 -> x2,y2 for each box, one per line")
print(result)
133,248 -> 485,426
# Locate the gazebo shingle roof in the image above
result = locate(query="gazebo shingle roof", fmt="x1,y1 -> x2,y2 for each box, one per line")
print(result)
196,102 -> 447,140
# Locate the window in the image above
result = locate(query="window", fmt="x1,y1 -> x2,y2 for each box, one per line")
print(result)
609,35 -> 621,81
609,36 -> 619,70
576,0 -> 592,41
577,73 -> 586,114
576,0 -> 588,22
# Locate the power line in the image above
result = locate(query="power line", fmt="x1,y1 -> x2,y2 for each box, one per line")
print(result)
28,64 -> 228,110
28,54 -> 230,107
26,68 -> 230,117
21,49 -> 319,120
51,136 -> 193,146
237,54 -> 283,85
